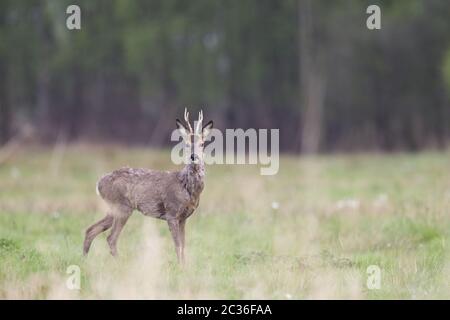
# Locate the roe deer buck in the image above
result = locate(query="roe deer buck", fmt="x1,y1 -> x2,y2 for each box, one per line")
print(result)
83,109 -> 213,263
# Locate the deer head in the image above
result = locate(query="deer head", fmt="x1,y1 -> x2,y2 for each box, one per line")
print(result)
176,108 -> 213,164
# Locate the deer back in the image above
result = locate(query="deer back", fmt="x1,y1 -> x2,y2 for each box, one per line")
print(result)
97,167 -> 196,220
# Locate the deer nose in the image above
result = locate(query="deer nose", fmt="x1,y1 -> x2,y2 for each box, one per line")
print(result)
190,154 -> 200,163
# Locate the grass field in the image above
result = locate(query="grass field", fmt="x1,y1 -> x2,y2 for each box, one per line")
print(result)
0,145 -> 449,299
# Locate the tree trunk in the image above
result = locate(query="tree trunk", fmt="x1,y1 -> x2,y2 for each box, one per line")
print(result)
0,61 -> 11,145
67,66 -> 84,141
298,0 -> 326,154
36,1 -> 51,136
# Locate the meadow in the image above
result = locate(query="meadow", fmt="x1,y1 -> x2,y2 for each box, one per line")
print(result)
0,145 -> 449,299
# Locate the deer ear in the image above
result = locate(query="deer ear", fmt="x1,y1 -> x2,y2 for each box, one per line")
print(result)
202,120 -> 213,138
176,119 -> 189,138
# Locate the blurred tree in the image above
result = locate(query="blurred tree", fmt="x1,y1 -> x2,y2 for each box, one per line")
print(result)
298,0 -> 327,153
0,1 -> 10,144
0,0 -> 449,151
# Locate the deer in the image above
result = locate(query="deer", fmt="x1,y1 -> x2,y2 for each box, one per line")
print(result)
83,109 -> 213,264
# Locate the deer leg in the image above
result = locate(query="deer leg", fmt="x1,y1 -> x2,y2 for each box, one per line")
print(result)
167,219 -> 183,264
83,215 -> 113,256
179,219 -> 186,264
107,209 -> 132,257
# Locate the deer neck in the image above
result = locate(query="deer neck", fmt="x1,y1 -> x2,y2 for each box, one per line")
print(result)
178,162 -> 205,199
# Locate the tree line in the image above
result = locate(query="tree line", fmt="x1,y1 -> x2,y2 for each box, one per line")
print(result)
1,0 -> 450,152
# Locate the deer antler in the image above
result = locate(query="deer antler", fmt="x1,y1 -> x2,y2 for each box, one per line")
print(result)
196,110 -> 203,134
184,108 -> 193,134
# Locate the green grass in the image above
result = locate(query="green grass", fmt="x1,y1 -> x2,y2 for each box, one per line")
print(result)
1,145 -> 450,299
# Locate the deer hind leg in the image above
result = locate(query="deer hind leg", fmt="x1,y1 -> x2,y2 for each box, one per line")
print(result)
107,206 -> 132,257
83,215 -> 113,256
168,218 -> 184,264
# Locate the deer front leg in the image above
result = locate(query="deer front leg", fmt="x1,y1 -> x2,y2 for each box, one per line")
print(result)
167,218 -> 183,264
179,219 -> 186,264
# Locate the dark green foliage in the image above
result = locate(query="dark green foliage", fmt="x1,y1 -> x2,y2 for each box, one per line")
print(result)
1,0 -> 450,150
